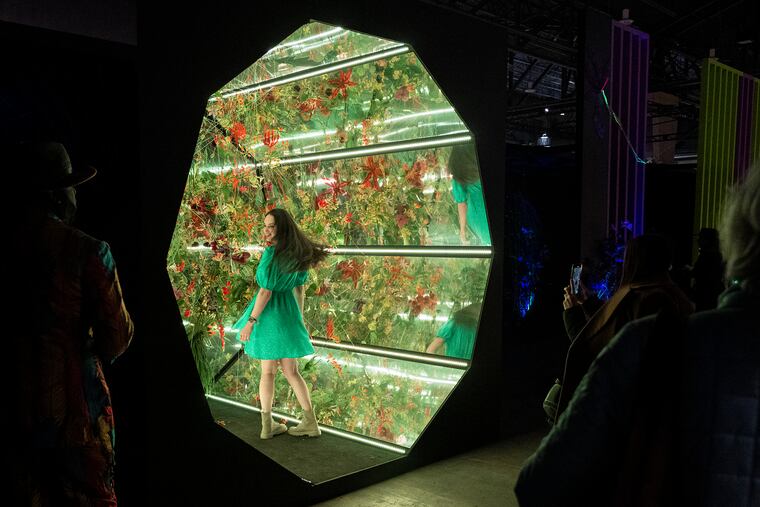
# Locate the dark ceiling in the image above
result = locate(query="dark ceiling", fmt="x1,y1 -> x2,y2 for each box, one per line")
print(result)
423,0 -> 758,151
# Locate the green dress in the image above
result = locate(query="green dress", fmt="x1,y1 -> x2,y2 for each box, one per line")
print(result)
233,246 -> 314,359
452,179 -> 490,245
435,318 -> 476,359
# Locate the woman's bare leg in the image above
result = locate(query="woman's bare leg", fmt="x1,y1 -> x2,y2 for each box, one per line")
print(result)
280,357 -> 313,412
259,359 -> 279,412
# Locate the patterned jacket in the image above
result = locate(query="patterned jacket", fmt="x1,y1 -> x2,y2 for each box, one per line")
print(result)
12,213 -> 133,505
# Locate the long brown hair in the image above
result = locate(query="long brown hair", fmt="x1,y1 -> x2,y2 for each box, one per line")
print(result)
448,143 -> 480,185
266,208 -> 327,272
619,234 -> 673,286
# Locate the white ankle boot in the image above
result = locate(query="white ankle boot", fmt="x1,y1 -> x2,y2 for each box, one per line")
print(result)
287,406 -> 321,437
260,411 -> 287,439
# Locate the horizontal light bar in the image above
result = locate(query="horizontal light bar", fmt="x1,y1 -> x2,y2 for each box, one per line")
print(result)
206,393 -> 407,453
311,338 -> 469,368
312,355 -> 460,386
185,245 -> 493,257
326,246 -> 492,257
378,107 -> 456,125
196,134 -> 473,174
396,312 -> 450,323
187,245 -> 493,258
257,134 -> 473,168
214,45 -> 409,101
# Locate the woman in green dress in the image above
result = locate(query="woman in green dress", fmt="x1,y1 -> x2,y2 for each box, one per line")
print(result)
235,209 -> 327,439
426,303 -> 481,359
448,143 -> 490,245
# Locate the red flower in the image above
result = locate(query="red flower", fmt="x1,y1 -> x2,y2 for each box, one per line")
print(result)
328,69 -> 357,99
230,122 -> 247,143
176,260 -> 186,272
361,156 -> 386,190
344,212 -> 353,223
187,279 -> 196,294
315,193 -> 329,210
395,205 -> 409,228
231,251 -> 251,264
410,286 -> 439,317
403,163 -> 424,188
394,84 -> 415,101
315,282 -> 330,296
325,171 -> 350,201
263,129 -> 280,148
336,259 -> 365,288
298,97 -> 330,120
386,257 -> 413,284
222,280 -> 232,301
184,309 -> 192,318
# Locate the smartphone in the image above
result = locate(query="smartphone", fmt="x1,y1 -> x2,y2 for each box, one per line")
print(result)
570,264 -> 583,295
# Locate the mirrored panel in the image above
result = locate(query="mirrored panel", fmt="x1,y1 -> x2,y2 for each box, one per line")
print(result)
207,346 -> 465,449
183,140 -> 490,247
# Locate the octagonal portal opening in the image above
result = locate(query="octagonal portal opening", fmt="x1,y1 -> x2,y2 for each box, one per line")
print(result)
167,21 -> 493,484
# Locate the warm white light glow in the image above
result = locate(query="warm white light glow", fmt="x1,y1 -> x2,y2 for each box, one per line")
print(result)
205,394 -> 407,453
396,312 -> 450,323
214,46 -> 409,100
310,339 -> 469,368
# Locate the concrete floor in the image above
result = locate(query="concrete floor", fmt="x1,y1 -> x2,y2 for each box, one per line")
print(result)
313,430 -> 546,507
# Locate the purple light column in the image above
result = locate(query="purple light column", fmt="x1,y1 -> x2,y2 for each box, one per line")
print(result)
608,22 -> 649,239
735,75 -> 755,182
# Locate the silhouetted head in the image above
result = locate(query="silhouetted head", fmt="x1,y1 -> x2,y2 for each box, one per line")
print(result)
9,142 -> 96,224
720,167 -> 760,286
619,234 -> 674,286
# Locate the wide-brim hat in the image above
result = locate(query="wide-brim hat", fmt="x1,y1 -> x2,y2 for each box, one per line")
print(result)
10,141 -> 97,191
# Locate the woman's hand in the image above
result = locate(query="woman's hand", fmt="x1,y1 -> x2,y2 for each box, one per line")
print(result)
562,284 -> 585,310
459,230 -> 470,246
239,321 -> 254,342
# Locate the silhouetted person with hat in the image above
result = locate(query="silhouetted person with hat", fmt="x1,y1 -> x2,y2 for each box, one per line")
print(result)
9,142 -> 133,506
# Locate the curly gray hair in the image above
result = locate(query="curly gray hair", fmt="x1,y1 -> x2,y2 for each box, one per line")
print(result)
720,165 -> 760,284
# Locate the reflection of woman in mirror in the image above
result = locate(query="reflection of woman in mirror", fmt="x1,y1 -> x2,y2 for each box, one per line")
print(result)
426,302 -> 482,359
448,143 -> 489,245
234,208 -> 327,439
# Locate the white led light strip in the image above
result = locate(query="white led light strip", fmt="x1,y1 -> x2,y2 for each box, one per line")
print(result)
260,134 -> 473,168
205,394 -> 407,454
265,26 -> 344,52
196,134 -> 473,174
187,244 -> 492,257
326,246 -> 492,256
213,45 -> 409,100
310,338 -> 469,368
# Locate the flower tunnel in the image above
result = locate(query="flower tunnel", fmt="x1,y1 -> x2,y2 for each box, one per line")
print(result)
166,21 -> 493,470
